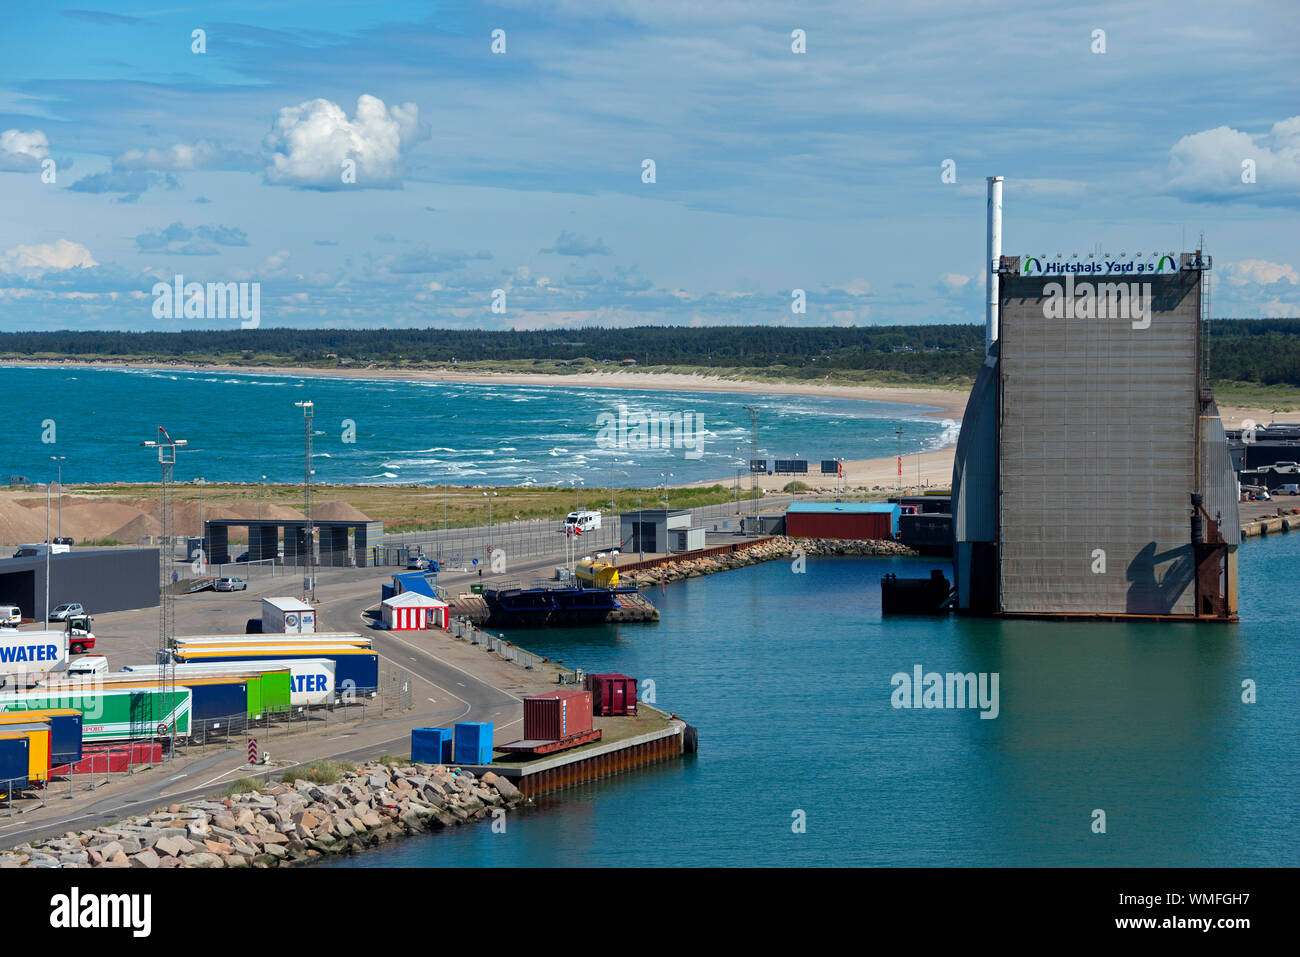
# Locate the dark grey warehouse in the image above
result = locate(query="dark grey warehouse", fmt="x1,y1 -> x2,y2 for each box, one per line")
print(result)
0,548 -> 160,621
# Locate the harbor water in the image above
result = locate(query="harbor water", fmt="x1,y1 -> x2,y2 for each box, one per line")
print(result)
331,531 -> 1299,867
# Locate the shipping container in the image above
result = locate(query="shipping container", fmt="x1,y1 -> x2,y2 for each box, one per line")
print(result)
124,660 -> 333,708
523,690 -> 594,741
0,736 -> 30,791
453,722 -> 493,764
0,708 -> 82,765
784,502 -> 900,540
174,632 -> 370,648
173,647 -> 379,694
585,673 -> 638,716
0,629 -> 69,682
260,597 -> 316,634
0,686 -> 193,742
56,740 -> 163,775
0,724 -> 51,782
411,727 -> 453,764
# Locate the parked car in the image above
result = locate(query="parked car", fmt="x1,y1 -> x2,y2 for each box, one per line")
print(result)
215,577 -> 248,592
49,602 -> 84,621
53,536 -> 75,546
0,605 -> 20,627
1275,483 -> 1300,495
407,554 -> 430,570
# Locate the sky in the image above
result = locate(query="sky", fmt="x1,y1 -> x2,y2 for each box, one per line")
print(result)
0,0 -> 1297,332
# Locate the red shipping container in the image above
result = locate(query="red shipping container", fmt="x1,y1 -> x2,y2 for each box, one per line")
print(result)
585,673 -> 638,716
523,690 -> 593,741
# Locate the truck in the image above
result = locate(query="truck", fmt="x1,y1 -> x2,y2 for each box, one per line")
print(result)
563,510 -> 602,534
261,597 -> 317,635
0,630 -> 69,688
66,615 -> 95,656
12,543 -> 70,559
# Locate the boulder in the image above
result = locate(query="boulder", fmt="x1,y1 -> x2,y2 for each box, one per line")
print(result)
131,849 -> 161,869
181,852 -> 225,868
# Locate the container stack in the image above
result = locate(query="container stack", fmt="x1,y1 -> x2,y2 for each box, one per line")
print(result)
499,690 -> 602,755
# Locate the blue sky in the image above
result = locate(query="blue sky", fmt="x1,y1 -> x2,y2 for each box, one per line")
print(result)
0,0 -> 1297,332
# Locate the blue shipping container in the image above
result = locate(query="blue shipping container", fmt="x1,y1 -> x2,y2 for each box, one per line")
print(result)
47,713 -> 83,766
0,737 -> 29,791
412,727 -> 454,764
182,651 -> 380,694
454,722 -> 493,765
182,681 -> 249,733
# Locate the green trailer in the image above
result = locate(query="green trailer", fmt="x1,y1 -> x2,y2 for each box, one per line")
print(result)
239,669 -> 291,721
0,686 -> 192,743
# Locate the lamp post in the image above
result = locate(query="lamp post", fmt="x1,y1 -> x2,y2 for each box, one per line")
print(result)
141,428 -> 187,762
49,455 -> 65,542
259,474 -> 266,521
197,477 -> 205,569
483,490 -> 497,549
294,400 -> 315,602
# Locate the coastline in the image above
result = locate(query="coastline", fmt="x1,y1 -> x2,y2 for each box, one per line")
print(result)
3,359 -> 1268,495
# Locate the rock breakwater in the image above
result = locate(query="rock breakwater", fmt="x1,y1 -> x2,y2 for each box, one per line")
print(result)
0,761 -> 521,868
624,535 -> 915,587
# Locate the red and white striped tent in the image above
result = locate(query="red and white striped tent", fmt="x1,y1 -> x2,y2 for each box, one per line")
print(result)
381,591 -> 450,631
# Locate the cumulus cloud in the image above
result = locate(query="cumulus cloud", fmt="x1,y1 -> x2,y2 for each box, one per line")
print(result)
114,140 -> 257,172
939,273 -> 973,295
0,240 -> 98,276
1221,259 -> 1298,286
0,129 -> 50,172
135,222 -> 250,255
68,169 -> 179,202
540,231 -> 613,256
263,95 -> 421,189
1164,116 -> 1300,204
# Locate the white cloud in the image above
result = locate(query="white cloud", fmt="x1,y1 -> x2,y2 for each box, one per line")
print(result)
842,279 -> 872,296
0,128 -> 50,171
940,272 -> 973,294
1222,259 -> 1298,286
114,140 -> 255,171
1259,298 -> 1300,318
1164,116 -> 1300,202
0,239 -> 97,276
263,95 -> 421,189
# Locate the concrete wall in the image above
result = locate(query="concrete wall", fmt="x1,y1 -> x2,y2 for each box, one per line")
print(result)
997,271 -> 1201,615
0,548 -> 160,619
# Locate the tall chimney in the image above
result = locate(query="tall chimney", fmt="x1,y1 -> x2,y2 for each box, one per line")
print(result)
986,175 -> 1004,355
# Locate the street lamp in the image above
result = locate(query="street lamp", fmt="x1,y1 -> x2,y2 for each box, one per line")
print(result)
49,455 -> 65,542
660,472 -> 673,511
196,476 -> 205,568
259,474 -> 267,521
294,400 -> 315,601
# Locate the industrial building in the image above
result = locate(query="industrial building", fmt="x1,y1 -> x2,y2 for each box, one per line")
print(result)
950,176 -> 1237,620
201,518 -> 384,567
0,548 -> 159,620
621,509 -> 704,554
785,502 -> 900,540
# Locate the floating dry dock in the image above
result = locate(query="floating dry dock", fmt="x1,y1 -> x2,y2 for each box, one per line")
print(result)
459,705 -> 693,798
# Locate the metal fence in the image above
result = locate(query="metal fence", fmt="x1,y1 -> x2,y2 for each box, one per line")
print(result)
448,617 -> 546,670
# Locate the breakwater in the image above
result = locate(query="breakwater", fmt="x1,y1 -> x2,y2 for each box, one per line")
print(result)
1241,505 -> 1300,539
623,535 -> 916,587
0,761 -> 521,868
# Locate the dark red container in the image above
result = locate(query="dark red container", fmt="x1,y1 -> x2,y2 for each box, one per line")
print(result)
585,673 -> 638,716
523,690 -> 593,741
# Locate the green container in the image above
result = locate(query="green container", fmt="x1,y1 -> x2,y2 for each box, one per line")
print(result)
471,584 -> 484,594
0,687 -> 192,742
258,670 -> 291,717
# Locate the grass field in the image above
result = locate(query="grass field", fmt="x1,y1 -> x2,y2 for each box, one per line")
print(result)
67,481 -> 748,532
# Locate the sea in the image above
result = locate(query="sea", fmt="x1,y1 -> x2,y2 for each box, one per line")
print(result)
3,365 -> 952,487
331,533 -> 1299,868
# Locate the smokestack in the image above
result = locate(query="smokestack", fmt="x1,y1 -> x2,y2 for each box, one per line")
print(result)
986,175 -> 1004,355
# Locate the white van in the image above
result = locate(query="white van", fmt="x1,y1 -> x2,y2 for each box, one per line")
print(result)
0,606 -> 20,627
66,655 -> 108,678
564,510 -> 602,533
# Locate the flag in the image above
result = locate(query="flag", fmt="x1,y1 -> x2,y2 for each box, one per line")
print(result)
897,456 -> 902,476
837,460 -> 843,478
574,526 -> 583,536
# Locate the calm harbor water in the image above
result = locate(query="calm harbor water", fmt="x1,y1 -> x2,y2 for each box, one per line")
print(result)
3,365 -> 950,487
332,532 -> 1298,868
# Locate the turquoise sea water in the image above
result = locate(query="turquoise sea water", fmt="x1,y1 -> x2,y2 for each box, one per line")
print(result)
332,532 -> 1298,868
3,366 -> 950,487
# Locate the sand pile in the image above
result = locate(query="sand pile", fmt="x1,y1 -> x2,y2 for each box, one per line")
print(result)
55,502 -> 154,541
312,500 -> 372,522
0,499 -> 49,545
107,513 -> 162,543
